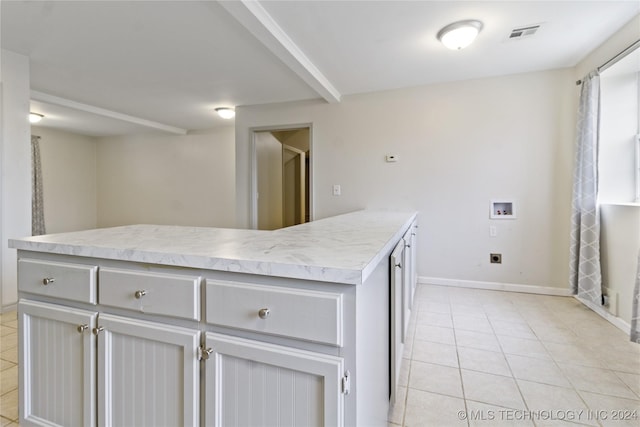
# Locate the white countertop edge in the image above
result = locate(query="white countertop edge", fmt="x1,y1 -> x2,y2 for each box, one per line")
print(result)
11,242 -> 365,285
360,213 -> 417,282
10,210 -> 418,285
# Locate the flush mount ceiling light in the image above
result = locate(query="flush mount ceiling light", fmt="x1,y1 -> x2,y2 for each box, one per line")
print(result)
29,113 -> 44,123
215,107 -> 235,119
437,20 -> 483,50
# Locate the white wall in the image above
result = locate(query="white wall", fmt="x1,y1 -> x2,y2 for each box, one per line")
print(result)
96,127 -> 235,228
237,69 -> 575,290
600,205 -> 640,325
574,15 -> 640,82
256,131 -> 283,230
32,126 -> 98,233
0,49 -> 31,311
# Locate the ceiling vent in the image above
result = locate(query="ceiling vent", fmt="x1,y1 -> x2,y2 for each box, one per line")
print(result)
508,24 -> 541,39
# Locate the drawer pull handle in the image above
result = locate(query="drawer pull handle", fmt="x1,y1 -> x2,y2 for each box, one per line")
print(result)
77,324 -> 89,334
92,326 -> 104,336
134,290 -> 147,299
42,277 -> 55,285
258,308 -> 270,319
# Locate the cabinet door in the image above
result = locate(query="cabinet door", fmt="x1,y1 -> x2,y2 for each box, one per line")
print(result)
389,240 -> 405,406
96,314 -> 200,427
410,222 -> 418,304
402,229 -> 413,340
19,300 -> 97,427
203,332 -> 344,427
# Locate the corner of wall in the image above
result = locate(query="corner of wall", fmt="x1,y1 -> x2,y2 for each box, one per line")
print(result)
0,49 -> 31,310
574,14 -> 640,79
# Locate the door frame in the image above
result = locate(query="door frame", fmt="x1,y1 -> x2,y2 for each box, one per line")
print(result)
281,144 -> 306,226
249,123 -> 313,230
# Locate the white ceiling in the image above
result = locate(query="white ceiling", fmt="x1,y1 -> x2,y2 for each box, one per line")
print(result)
2,1 -> 639,137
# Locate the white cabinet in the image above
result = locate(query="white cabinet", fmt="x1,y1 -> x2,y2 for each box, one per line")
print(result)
18,258 -> 97,304
96,314 -> 200,427
408,221 -> 418,306
205,279 -> 343,346
18,300 -> 97,427
18,302 -> 201,427
202,332 -> 345,427
17,223 -> 413,427
389,240 -> 404,407
18,258 -> 202,427
390,220 -> 418,406
99,268 -> 200,321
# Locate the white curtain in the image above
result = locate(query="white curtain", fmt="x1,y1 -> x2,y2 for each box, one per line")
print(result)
569,71 -> 602,305
31,135 -> 46,236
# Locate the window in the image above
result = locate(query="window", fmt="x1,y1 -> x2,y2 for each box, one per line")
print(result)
599,47 -> 640,204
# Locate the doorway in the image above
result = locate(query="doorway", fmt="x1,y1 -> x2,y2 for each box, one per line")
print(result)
252,126 -> 311,230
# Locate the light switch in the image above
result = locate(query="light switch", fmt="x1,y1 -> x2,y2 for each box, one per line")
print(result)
489,226 -> 497,237
333,184 -> 341,196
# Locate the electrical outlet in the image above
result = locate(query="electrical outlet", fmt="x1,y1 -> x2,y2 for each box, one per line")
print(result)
490,253 -> 502,264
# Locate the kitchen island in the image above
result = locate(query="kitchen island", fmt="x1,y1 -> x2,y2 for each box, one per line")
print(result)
10,210 -> 418,427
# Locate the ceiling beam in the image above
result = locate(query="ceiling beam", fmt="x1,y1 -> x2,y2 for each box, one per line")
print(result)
219,0 -> 341,104
31,91 -> 188,135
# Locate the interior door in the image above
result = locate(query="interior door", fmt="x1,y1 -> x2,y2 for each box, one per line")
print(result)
253,127 -> 311,229
282,144 -> 306,227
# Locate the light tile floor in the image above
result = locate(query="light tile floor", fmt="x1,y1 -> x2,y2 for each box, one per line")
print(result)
0,310 -> 18,426
389,285 -> 640,427
0,286 -> 638,427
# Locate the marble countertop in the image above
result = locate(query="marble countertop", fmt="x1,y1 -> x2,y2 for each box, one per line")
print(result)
9,210 -> 417,285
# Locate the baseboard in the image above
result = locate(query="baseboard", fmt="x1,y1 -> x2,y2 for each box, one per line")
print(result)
418,276 -> 632,335
1,303 -> 17,314
574,295 -> 631,335
419,276 -> 573,296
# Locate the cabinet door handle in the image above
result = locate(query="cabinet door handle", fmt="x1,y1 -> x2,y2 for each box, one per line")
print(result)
200,347 -> 213,361
134,290 -> 147,299
92,326 -> 104,336
77,324 -> 89,334
258,308 -> 270,319
42,277 -> 55,285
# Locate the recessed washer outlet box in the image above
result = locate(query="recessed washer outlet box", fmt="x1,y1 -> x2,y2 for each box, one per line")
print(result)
490,253 -> 502,264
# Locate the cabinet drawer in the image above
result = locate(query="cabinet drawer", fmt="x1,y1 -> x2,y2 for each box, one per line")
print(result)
99,268 -> 200,320
18,258 -> 97,303
206,280 -> 343,346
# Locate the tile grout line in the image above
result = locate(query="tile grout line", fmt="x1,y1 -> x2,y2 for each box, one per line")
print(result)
449,296 -> 471,427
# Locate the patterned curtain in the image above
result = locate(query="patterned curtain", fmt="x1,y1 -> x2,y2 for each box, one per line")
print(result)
569,71 -> 602,305
632,251 -> 640,343
31,135 -> 46,236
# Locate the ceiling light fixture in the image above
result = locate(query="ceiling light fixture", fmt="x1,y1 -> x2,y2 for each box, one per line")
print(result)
215,107 -> 235,119
437,20 -> 483,50
29,113 -> 44,123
